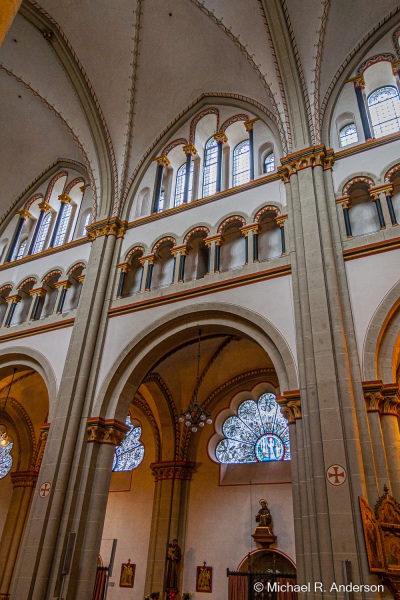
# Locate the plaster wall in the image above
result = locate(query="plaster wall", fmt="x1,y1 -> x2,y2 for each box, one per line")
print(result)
182,431 -> 295,597
0,475 -> 13,539
345,248 -> 400,373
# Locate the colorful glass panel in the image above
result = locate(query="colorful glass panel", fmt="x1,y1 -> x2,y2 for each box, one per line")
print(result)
0,441 -> 13,479
112,416 -> 144,472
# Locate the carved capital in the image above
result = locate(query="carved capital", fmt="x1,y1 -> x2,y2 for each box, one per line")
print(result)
171,244 -> 188,257
240,224 -> 260,237
10,470 -> 38,489
352,74 -> 366,89
381,384 -> 400,416
150,460 -> 196,482
153,154 -> 170,168
54,280 -> 72,290
117,262 -> 131,273
275,214 -> 288,228
7,294 -> 22,304
86,218 -> 128,241
38,201 -> 52,212
213,131 -> 228,144
139,253 -> 155,266
16,209 -> 32,220
392,59 -> 400,76
244,118 -> 259,132
336,196 -> 351,209
29,287 -> 47,298
370,184 -> 393,199
80,183 -> 90,193
204,234 -> 223,248
86,417 -> 130,446
276,390 -> 301,424
279,145 -> 334,181
362,381 -> 384,412
58,193 -> 72,204
182,143 -> 197,156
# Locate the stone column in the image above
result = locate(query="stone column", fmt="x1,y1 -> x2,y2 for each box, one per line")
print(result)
171,245 -> 188,283
368,188 -> 386,230
239,226 -> 249,264
204,235 -> 222,274
27,201 -> 52,255
353,74 -> 372,140
244,119 -> 258,180
213,132 -> 228,193
5,209 -> 31,263
182,144 -> 197,204
3,295 -> 21,327
116,262 -> 131,297
0,471 -> 37,600
380,383 -> 400,498
152,155 -> 170,213
362,381 -> 389,495
370,184 -> 397,227
28,287 -> 47,321
145,461 -> 195,597
336,196 -> 352,238
50,193 -> 72,247
139,254 -> 155,291
54,280 -> 72,313
275,214 -> 288,255
240,224 -> 259,263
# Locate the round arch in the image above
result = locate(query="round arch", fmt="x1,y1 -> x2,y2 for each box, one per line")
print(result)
94,303 -> 298,423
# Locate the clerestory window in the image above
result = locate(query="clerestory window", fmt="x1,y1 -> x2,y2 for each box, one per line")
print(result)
202,137 -> 218,197
264,152 -> 275,173
339,123 -> 358,147
367,86 -> 400,138
33,212 -> 52,254
54,203 -> 73,247
174,161 -> 194,207
233,140 -> 250,186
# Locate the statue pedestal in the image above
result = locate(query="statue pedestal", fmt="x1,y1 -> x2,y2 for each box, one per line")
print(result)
252,527 -> 277,548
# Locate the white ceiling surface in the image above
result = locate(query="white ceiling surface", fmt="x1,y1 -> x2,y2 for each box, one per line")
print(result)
1,0 -> 399,220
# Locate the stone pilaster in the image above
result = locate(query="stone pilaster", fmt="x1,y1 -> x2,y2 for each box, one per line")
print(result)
362,381 -> 389,495
380,383 -> 400,498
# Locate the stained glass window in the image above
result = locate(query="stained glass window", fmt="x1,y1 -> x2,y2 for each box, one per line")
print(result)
215,393 -> 290,463
0,441 -> 13,479
368,86 -> 400,138
339,123 -> 358,147
233,140 -> 250,186
33,212 -> 52,254
174,161 -> 194,207
54,203 -> 73,247
15,239 -> 27,260
158,188 -> 165,212
264,153 -> 275,173
112,416 -> 144,472
202,137 -> 218,197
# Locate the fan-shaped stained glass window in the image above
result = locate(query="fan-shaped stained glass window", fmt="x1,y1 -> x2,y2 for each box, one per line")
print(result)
0,440 -> 13,479
112,416 -> 144,472
368,86 -> 400,138
233,140 -> 250,186
339,124 -> 358,147
215,393 -> 290,463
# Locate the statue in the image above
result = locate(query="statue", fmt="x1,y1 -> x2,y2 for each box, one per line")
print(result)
165,539 -> 181,591
255,499 -> 273,535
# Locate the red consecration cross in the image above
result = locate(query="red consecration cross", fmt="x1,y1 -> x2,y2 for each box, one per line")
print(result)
327,465 -> 345,484
39,482 -> 51,497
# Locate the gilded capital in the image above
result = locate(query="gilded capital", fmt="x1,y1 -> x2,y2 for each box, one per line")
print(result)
381,384 -> 400,416
58,193 -> 73,204
29,287 -> 47,298
392,59 -> 400,76
352,74 -> 366,89
275,214 -> 288,228
139,253 -> 155,266
86,218 -> 127,241
171,244 -> 188,257
38,201 -> 52,212
276,391 -> 302,424
182,143 -> 197,156
150,460 -> 196,482
16,209 -> 32,220
117,262 -> 131,273
213,131 -> 228,144
79,183 -> 90,193
244,118 -> 258,132
86,417 -> 130,446
153,154 -> 170,168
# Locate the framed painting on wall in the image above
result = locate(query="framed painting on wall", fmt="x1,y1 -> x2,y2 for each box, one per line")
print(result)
119,560 -> 135,588
196,564 -> 212,593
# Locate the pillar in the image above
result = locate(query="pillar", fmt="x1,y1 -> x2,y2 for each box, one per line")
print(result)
5,209 -> 31,263
28,287 -> 47,321
240,224 -> 259,263
368,188 -> 386,229
50,193 -> 72,247
0,471 -> 37,600
152,155 -> 170,213
182,144 -> 197,204
362,381 -> 390,495
370,184 -> 397,226
116,262 -> 131,297
54,280 -> 72,313
380,384 -> 400,498
171,245 -> 188,283
3,295 -> 21,327
27,201 -> 52,255
244,118 -> 258,180
353,75 -> 372,140
204,235 -> 222,274
275,214 -> 288,255
145,461 -> 195,597
213,132 -> 228,193
336,196 -> 352,237
139,255 -> 155,291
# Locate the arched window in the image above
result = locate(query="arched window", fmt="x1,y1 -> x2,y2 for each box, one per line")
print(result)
233,140 -> 250,186
54,203 -> 73,247
215,393 -> 290,463
33,212 -> 52,254
174,161 -> 194,207
339,123 -> 358,147
112,416 -> 144,472
158,188 -> 165,212
264,152 -> 275,173
82,211 -> 91,236
15,238 -> 27,260
0,439 -> 13,479
367,86 -> 400,138
202,137 -> 218,197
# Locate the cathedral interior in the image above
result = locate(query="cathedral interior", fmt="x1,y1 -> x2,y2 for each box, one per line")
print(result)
1,1 -> 400,599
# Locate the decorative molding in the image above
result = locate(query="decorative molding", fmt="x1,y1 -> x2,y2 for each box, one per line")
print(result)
152,236 -> 176,255
312,0 -> 331,143
183,226 -> 210,245
162,138 -> 189,156
254,205 -> 280,222
67,262 -> 86,276
278,145 -> 334,182
108,264 -> 292,319
276,390 -> 301,423
143,372 -> 180,460
86,417 -> 130,446
217,215 -> 246,234
342,176 -> 375,196
17,277 -> 37,291
343,237 -> 400,261
42,269 -> 62,284
220,114 -> 249,133
0,318 -> 75,343
0,237 -> 89,272
86,218 -> 128,241
44,172 -> 68,204
10,470 -> 38,489
356,52 -> 396,75
385,164 -> 400,184
64,177 -> 85,195
25,194 -> 43,211
150,460 -> 196,481
125,245 -> 145,262
189,107 -> 220,143
133,392 -> 162,461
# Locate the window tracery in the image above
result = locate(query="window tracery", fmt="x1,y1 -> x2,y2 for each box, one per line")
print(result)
112,416 -> 144,472
215,393 -> 290,464
233,140 -> 250,186
0,440 -> 13,479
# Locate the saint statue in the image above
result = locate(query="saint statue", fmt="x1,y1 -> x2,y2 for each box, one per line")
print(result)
256,499 -> 273,535
166,539 -> 181,591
